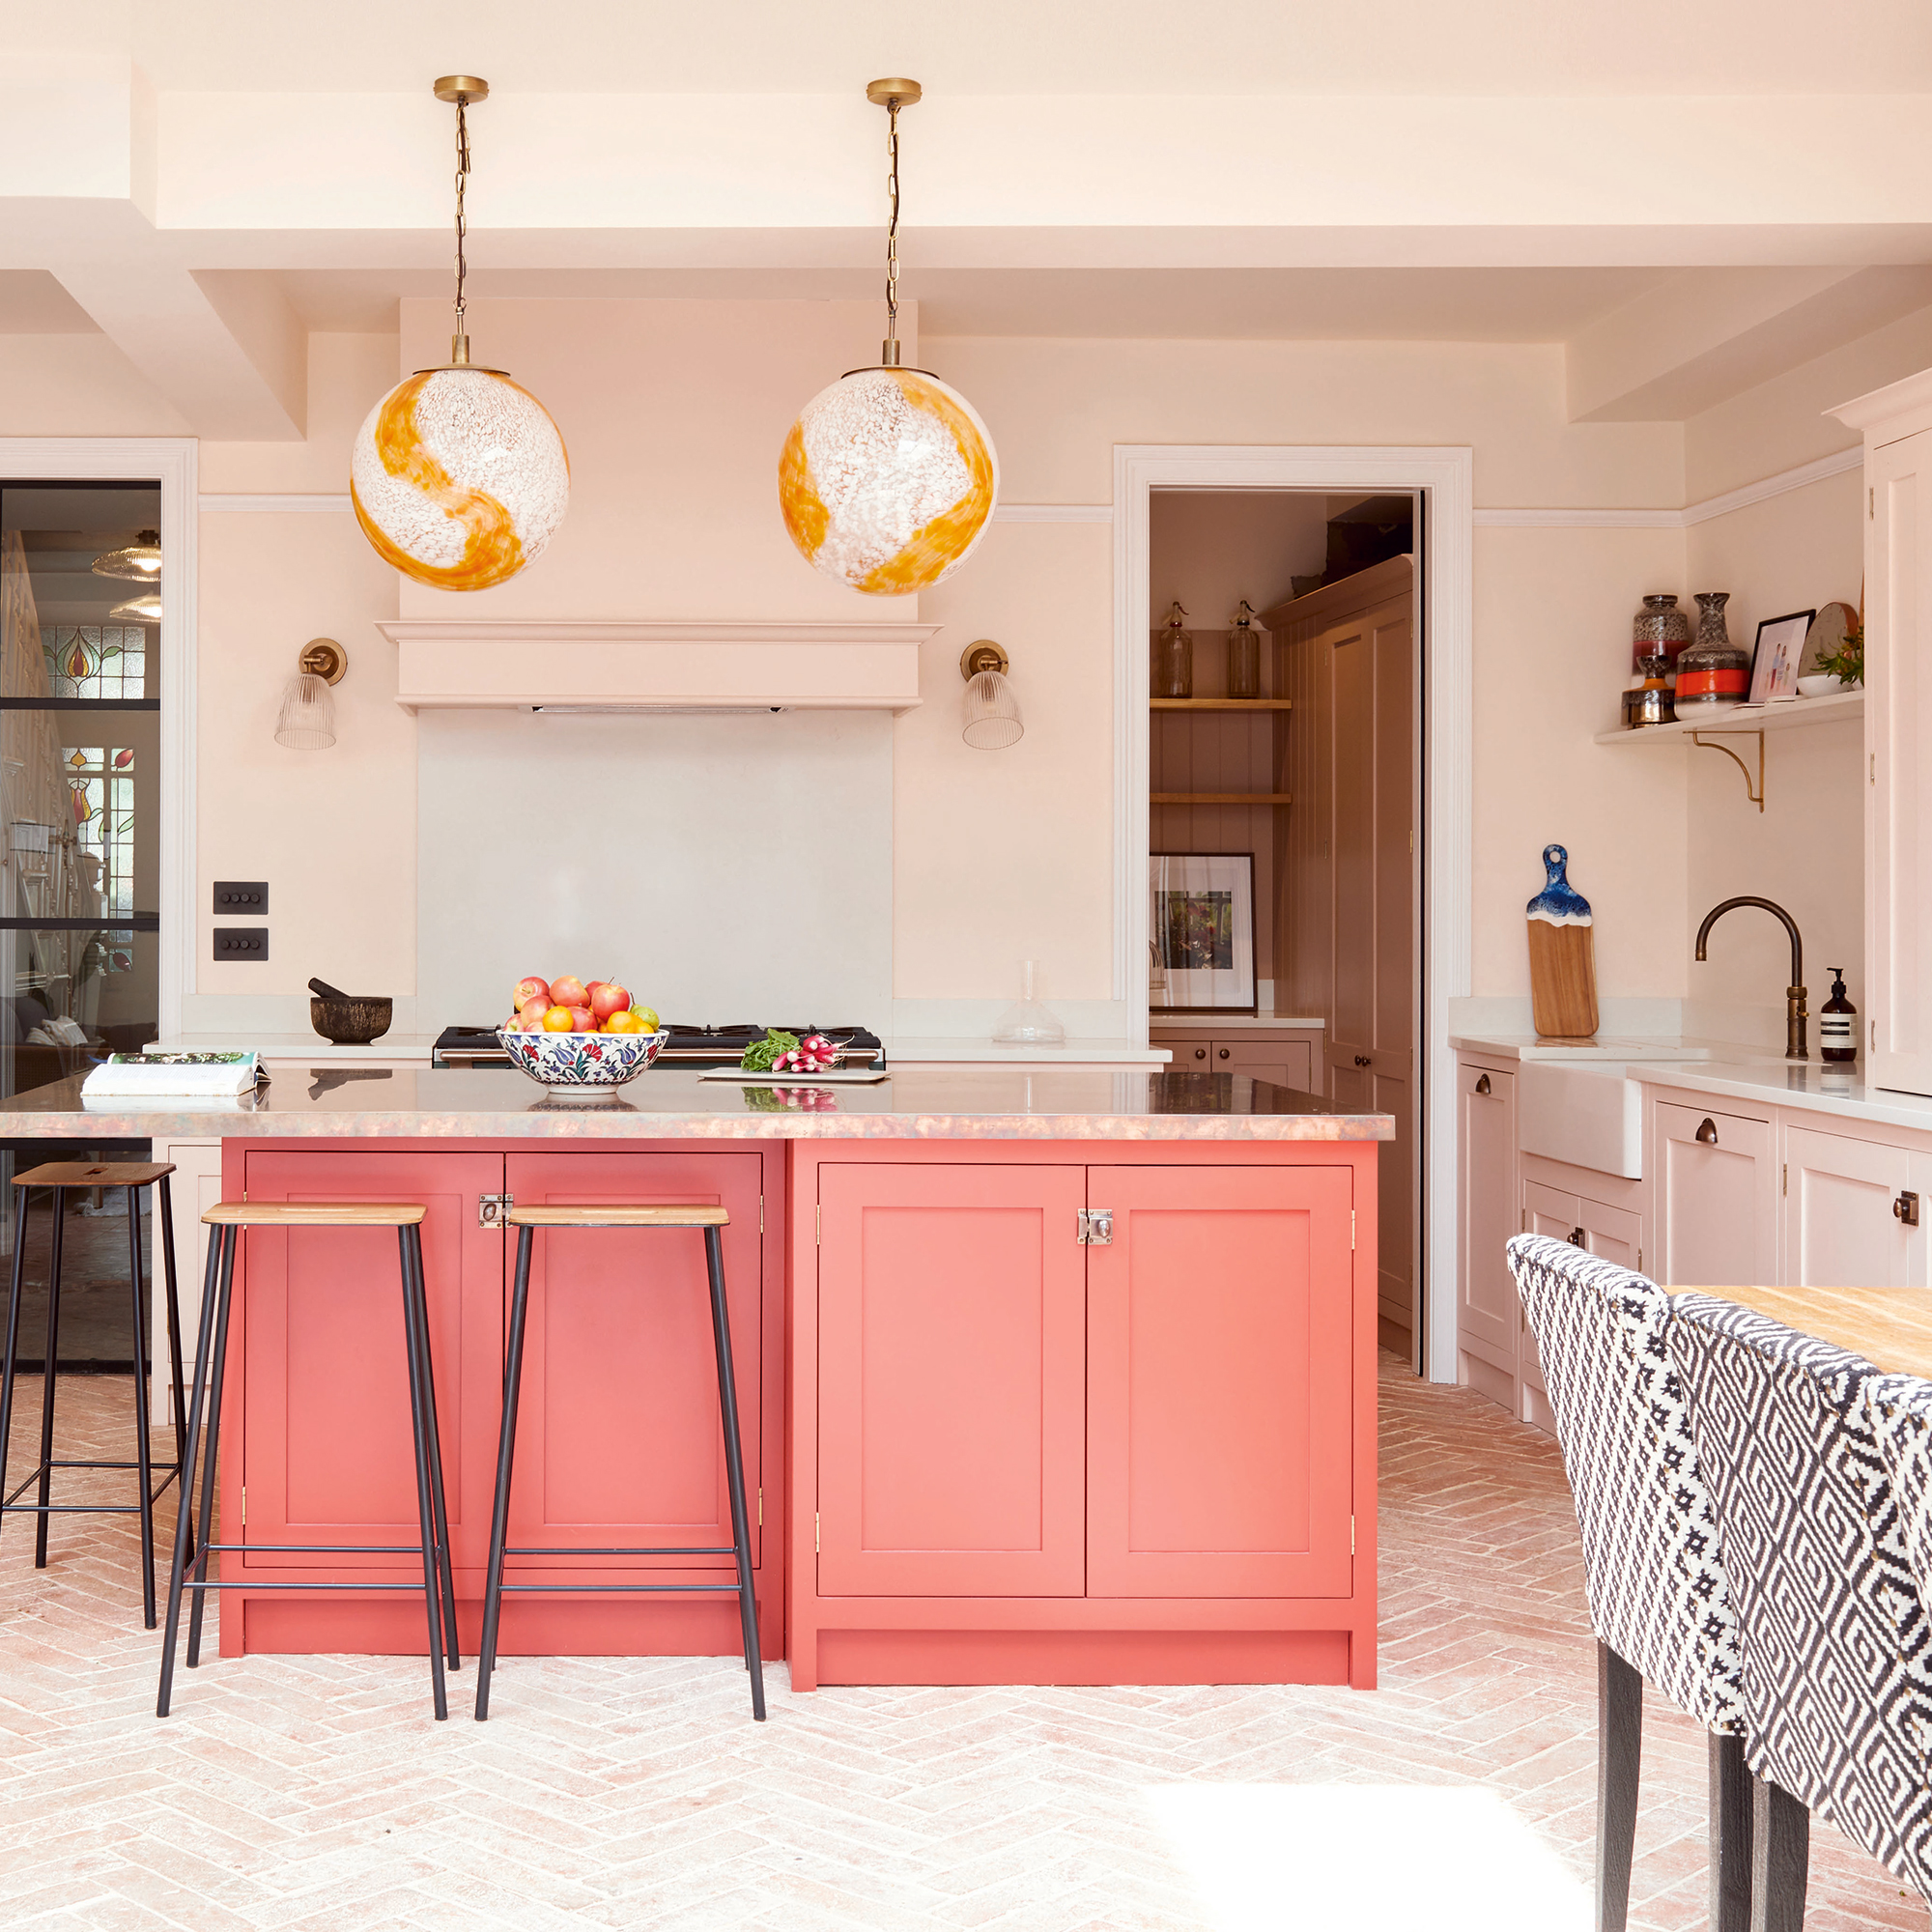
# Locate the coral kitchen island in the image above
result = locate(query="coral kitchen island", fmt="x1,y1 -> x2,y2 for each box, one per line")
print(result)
7,1068 -> 1389,1690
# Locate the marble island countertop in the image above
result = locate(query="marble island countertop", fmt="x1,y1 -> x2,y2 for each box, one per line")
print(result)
0,1065 -> 1394,1143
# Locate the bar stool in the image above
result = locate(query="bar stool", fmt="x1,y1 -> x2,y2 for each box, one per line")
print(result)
475,1204 -> 764,1722
0,1161 -> 190,1628
1504,1235 -> 1750,1932
156,1201 -> 460,1719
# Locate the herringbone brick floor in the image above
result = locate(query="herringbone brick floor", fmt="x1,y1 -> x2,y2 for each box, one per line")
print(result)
0,1357 -> 1922,1930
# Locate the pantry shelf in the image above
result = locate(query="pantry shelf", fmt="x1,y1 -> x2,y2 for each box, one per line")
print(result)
1151,792 -> 1293,806
1151,698 -> 1293,711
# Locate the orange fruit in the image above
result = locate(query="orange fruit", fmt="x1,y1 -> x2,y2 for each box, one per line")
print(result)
541,1006 -> 575,1033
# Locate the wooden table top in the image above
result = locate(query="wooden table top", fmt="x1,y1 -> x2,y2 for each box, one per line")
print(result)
1690,1284 -> 1932,1382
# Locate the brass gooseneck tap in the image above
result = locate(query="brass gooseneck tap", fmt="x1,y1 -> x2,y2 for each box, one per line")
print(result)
1694,895 -> 1807,1060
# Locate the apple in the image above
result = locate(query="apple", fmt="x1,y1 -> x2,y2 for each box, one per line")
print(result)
589,981 -> 631,1023
550,975 -> 587,1009
568,1006 -> 597,1033
541,1006 -> 576,1033
513,976 -> 551,1009
518,996 -> 552,1022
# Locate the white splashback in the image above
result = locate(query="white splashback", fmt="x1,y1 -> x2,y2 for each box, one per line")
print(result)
417,709 -> 892,1026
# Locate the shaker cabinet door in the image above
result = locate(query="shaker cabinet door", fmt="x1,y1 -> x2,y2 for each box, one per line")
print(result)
237,1150 -> 505,1575
1086,1164 -> 1355,1598
1457,1062 -> 1519,1367
1654,1101 -> 1776,1288
1783,1126 -> 1921,1289
815,1163 -> 1089,1597
501,1151 -> 766,1574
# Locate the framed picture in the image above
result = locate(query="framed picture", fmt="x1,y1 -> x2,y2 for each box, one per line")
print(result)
1150,853 -> 1256,1013
1747,607 -> 1814,705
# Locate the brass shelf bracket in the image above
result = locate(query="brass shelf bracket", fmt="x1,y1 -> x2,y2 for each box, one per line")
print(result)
1690,729 -> 1765,811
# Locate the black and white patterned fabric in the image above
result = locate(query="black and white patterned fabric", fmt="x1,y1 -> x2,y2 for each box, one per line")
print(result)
1666,1295 -> 1932,1897
1504,1235 -> 1743,1734
1862,1374 -> 1932,1776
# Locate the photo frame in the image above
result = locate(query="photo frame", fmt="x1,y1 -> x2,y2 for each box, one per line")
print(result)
1747,607 -> 1814,705
1150,853 -> 1257,1013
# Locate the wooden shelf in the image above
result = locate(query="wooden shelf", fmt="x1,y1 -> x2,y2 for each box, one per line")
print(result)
1151,698 -> 1293,711
1591,690 -> 1862,746
1151,792 -> 1293,806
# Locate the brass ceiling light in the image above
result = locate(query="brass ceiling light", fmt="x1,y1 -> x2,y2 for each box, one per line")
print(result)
92,530 -> 161,581
350,76 -> 570,592
778,79 -> 999,596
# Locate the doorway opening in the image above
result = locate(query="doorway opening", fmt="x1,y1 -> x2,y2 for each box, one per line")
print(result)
1144,487 -> 1423,1364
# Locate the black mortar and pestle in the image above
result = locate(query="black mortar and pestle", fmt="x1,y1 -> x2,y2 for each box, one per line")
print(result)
308,977 -> 394,1045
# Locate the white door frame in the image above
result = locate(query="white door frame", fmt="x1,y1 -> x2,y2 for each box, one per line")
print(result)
0,438 -> 198,1046
1113,444 -> 1473,1382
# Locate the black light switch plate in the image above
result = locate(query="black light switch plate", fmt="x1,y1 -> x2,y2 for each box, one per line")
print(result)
213,927 -> 269,961
213,880 -> 268,913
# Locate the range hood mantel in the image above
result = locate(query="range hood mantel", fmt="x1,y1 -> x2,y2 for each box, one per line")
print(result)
376,617 -> 938,713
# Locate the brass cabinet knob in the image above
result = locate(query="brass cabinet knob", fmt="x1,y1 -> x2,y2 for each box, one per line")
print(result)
1474,1072 -> 1492,1095
1193,1047 -> 1207,1061
1695,1118 -> 1719,1146
1218,1048 -> 1230,1061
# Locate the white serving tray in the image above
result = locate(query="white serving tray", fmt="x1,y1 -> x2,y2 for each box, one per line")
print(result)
698,1068 -> 893,1086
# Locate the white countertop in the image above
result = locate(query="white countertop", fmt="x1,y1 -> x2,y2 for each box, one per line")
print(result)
1450,1033 -> 1749,1065
1641,1061 -> 1932,1134
1151,1015 -> 1324,1032
882,1037 -> 1170,1065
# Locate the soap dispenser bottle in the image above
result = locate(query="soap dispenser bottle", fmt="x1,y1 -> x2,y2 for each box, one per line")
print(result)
1820,967 -> 1858,1064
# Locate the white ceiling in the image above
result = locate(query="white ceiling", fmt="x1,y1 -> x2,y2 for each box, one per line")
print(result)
46,0 -> 1932,97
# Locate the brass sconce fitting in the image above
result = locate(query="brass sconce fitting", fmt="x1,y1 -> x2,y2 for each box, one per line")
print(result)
298,639 -> 347,684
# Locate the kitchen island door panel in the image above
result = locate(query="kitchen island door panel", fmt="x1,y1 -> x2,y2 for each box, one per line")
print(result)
501,1151 -> 765,1570
1086,1165 -> 1355,1598
816,1164 -> 1088,1596
238,1151 -> 503,1572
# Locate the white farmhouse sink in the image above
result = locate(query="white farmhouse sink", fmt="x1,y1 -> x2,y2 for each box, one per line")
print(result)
1518,1061 -> 1642,1179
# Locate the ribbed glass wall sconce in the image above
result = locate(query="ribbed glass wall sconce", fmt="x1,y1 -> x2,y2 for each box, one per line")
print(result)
961,639 -> 1023,750
275,639 -> 346,750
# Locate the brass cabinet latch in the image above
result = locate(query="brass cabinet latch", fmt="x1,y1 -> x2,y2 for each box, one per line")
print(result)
477,1193 -> 512,1230
1896,1191 -> 1921,1228
1077,1208 -> 1114,1245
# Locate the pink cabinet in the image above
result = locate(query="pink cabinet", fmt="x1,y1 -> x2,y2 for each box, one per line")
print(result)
1781,1125 -> 1920,1287
1654,1099 -> 1776,1287
1456,1058 -> 1519,1386
815,1163 -> 1087,1596
219,1140 -> 783,1661
1086,1164 -> 1353,1597
792,1142 -> 1378,1692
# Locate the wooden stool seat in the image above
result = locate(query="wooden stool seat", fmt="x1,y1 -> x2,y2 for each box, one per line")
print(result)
15,1160 -> 176,1189
504,1204 -> 728,1230
203,1201 -> 427,1228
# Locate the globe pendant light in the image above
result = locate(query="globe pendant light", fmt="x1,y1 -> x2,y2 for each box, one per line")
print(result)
351,77 -> 569,593
779,79 -> 998,596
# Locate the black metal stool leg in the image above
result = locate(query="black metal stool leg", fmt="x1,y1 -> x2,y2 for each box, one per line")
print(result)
33,1187 -> 68,1568
476,1224 -> 534,1720
156,1176 -> 191,1562
126,1183 -> 157,1627
404,1226 -> 459,1670
0,1187 -> 31,1549
186,1226 -> 239,1669
397,1227 -> 448,1720
159,1225 -> 227,1717
703,1225 -> 764,1720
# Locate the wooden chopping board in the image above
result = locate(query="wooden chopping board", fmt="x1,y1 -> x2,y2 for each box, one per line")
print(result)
1526,842 -> 1599,1037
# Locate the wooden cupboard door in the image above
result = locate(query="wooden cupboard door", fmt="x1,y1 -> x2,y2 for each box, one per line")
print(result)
1654,1101 -> 1776,1288
238,1150 -> 504,1571
1868,426 -> 1932,1097
816,1163 -> 1087,1597
1212,1039 -> 1315,1094
1457,1062 -> 1518,1364
501,1151 -> 764,1571
1086,1164 -> 1354,1598
1783,1126 -> 1919,1288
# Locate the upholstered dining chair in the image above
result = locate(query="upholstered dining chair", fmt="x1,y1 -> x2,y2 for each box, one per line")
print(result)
1665,1295 -> 1932,1932
1504,1235 -> 1750,1932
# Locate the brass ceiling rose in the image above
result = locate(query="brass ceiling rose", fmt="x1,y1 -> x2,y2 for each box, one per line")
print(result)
960,639 -> 1009,679
433,74 -> 490,104
865,76 -> 923,107
298,638 -> 348,685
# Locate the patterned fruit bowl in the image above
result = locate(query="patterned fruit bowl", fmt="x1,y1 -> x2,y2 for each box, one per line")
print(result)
497,1027 -> 669,1100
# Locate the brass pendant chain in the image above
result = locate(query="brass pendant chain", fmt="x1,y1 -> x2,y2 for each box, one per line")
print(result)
882,99 -> 901,366
452,96 -> 471,363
